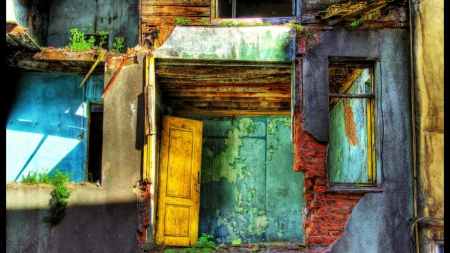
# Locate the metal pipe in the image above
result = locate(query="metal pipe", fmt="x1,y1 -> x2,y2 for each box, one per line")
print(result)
408,0 -> 420,252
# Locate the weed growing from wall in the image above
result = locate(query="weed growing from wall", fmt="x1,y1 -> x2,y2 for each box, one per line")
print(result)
174,17 -> 192,25
69,28 -> 95,51
173,233 -> 216,253
288,19 -> 303,32
44,169 -> 71,225
19,169 -> 72,226
350,18 -> 362,27
98,30 -> 109,48
112,36 -> 125,53
199,18 -> 209,25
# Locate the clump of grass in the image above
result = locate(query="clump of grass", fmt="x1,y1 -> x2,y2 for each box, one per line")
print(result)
199,18 -> 209,25
20,169 -> 52,184
69,28 -> 95,51
287,19 -> 303,32
98,30 -> 109,48
175,17 -> 191,25
44,169 -> 72,225
112,36 -> 125,53
19,168 -> 72,226
177,233 -> 217,253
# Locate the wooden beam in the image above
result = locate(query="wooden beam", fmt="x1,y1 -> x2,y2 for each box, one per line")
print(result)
327,1 -> 390,26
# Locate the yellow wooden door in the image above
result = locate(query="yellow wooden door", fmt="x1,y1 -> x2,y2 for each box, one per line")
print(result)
155,115 -> 203,247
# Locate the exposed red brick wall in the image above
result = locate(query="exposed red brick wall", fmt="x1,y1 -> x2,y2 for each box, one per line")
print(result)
137,180 -> 152,252
293,55 -> 363,253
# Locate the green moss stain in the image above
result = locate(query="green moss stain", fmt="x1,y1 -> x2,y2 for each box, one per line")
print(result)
247,188 -> 256,201
248,208 -> 269,236
234,187 -> 244,212
201,118 -> 256,184
267,117 -> 291,135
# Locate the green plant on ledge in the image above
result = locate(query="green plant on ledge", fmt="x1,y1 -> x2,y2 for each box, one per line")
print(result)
98,30 -> 110,48
350,18 -> 363,27
288,19 -> 303,33
19,168 -> 72,226
44,169 -> 72,225
69,28 -> 95,51
175,17 -> 191,25
199,18 -> 209,25
112,36 -> 125,53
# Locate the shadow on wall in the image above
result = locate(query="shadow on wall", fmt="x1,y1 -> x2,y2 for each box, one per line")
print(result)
6,194 -> 141,253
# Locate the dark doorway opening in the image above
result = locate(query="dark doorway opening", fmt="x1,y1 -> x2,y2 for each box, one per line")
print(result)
88,103 -> 103,184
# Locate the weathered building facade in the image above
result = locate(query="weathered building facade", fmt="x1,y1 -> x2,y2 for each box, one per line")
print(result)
6,0 -> 443,253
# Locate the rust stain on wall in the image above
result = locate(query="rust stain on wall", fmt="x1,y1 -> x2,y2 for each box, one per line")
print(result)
343,98 -> 359,146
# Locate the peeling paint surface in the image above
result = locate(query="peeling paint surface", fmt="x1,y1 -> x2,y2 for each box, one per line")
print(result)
154,26 -> 296,62
187,116 -> 304,244
6,72 -> 104,183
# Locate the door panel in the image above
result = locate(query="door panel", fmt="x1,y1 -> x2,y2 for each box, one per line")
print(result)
156,115 -> 203,246
192,116 -> 305,244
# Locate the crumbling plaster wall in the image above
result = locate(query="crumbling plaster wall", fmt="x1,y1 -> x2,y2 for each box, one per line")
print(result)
298,28 -> 413,253
6,53 -> 147,252
410,0 -> 444,251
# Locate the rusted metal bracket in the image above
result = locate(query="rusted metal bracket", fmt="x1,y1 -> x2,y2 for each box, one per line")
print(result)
101,50 -> 134,99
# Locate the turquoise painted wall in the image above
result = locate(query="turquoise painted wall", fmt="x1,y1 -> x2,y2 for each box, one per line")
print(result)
6,72 -> 104,183
187,116 -> 305,244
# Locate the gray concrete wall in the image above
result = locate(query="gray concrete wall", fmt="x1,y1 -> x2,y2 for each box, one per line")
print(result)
301,28 -> 414,253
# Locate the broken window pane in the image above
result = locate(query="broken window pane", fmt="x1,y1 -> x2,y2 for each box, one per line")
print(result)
328,60 -> 376,188
217,0 -> 300,18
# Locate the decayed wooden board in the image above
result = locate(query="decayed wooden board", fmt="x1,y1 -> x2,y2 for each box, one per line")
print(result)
164,91 -> 290,99
142,0 -> 210,6
33,50 -> 98,61
6,57 -> 105,75
158,76 -> 290,84
6,50 -> 106,75
156,65 -> 291,77
142,6 -> 210,17
6,23 -> 41,51
167,96 -> 289,102
173,109 -> 291,116
141,17 -> 210,25
178,101 -> 290,108
159,83 -> 290,92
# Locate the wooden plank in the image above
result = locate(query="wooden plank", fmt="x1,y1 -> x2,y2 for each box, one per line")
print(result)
158,82 -> 290,88
142,6 -> 210,17
165,97 -> 290,103
327,1 -> 389,26
142,0 -> 210,6
173,109 -> 291,116
175,101 -> 290,108
141,17 -> 210,25
158,76 -> 290,84
5,56 -> 105,75
156,65 -> 291,77
159,84 -> 290,93
164,91 -> 290,98
156,59 -> 292,69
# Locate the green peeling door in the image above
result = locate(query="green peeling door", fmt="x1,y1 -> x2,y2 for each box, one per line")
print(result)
193,116 -> 305,244
156,115 -> 203,247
